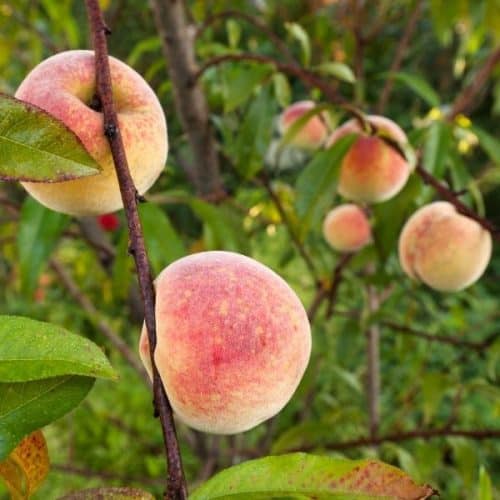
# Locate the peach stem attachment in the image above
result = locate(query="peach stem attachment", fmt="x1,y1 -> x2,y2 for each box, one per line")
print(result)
84,1 -> 187,499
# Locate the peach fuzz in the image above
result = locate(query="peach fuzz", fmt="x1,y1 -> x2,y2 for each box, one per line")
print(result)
327,115 -> 410,203
322,204 -> 372,253
278,100 -> 328,149
15,50 -> 167,216
139,251 -> 311,434
398,201 -> 492,292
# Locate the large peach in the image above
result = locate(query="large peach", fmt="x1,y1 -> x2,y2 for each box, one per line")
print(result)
278,100 -> 328,149
398,201 -> 492,292
322,203 -> 372,252
327,115 -> 410,203
139,251 -> 311,434
15,50 -> 167,216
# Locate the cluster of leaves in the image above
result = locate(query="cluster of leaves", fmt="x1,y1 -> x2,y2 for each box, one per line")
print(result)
1,0 -> 499,498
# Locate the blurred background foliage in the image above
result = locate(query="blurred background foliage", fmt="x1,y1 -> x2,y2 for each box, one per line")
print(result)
0,0 -> 499,498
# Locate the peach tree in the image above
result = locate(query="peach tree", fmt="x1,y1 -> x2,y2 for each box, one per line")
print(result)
0,0 -> 499,498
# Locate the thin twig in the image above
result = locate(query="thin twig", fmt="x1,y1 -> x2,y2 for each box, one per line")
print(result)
376,0 -> 423,113
366,280 -> 380,440
415,163 -> 500,237
49,258 -> 150,386
448,47 -> 500,121
325,253 -> 353,318
84,2 -> 186,498
196,10 -> 296,64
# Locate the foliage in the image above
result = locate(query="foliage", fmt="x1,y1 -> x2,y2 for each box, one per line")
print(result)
1,0 -> 499,498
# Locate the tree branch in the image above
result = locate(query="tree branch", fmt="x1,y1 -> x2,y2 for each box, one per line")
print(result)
325,253 -> 353,318
84,2 -> 186,498
49,258 -> 150,386
376,0 -> 423,114
448,47 -> 500,121
149,0 -> 224,200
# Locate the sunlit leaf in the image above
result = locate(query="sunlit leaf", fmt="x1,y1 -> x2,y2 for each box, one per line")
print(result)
60,487 -> 154,499
315,62 -> 356,83
285,22 -> 311,66
191,453 -> 437,499
0,315 -> 117,382
0,94 -> 101,182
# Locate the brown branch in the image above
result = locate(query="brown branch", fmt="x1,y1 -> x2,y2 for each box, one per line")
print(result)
260,175 -> 320,284
325,253 -> 353,318
49,258 -> 150,386
376,0 -> 423,114
382,320 -> 499,351
149,0 -> 224,200
307,287 -> 328,322
84,2 -> 186,499
448,47 -> 500,121
366,281 -> 380,440
294,427 -> 500,453
415,163 -> 500,238
196,10 -> 296,64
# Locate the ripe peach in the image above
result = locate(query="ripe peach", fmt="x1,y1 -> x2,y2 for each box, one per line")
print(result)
327,115 -> 410,203
15,50 -> 167,216
398,201 -> 492,292
322,204 -> 372,252
139,251 -> 311,434
278,100 -> 328,149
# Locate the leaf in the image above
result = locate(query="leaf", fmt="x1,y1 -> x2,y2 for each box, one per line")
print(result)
478,465 -> 493,500
17,197 -> 69,297
139,203 -> 186,276
387,72 -> 441,107
60,487 -> 155,499
127,37 -> 162,66
0,94 -> 101,182
272,73 -> 291,108
315,62 -> 356,83
191,453 -> 438,499
0,315 -> 117,382
222,64 -> 273,113
423,121 -> 452,176
0,430 -> 49,498
190,200 -> 250,254
285,22 -> 311,66
470,124 -> 500,164
226,19 -> 241,49
0,376 -> 94,460
295,134 -> 357,238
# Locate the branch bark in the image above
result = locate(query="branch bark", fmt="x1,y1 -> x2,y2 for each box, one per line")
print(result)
366,282 -> 380,440
149,0 -> 223,200
84,2 -> 187,498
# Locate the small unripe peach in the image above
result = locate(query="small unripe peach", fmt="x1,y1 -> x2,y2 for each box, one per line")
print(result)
278,100 -> 328,149
322,204 -> 372,252
327,115 -> 410,203
15,50 -> 167,216
139,251 -> 311,434
398,201 -> 492,292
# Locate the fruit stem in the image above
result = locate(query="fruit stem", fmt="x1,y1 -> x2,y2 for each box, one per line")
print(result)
84,1 -> 187,498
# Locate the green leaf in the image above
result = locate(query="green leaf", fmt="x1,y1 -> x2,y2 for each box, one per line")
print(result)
139,203 -> 186,276
0,376 -> 94,460
222,64 -> 273,113
226,19 -> 241,49
387,72 -> 441,107
0,315 -> 117,382
190,200 -> 250,254
285,22 -> 311,66
60,487 -> 154,499
272,73 -> 291,108
470,124 -> 500,164
191,453 -> 437,499
423,121 -> 452,176
295,134 -> 357,238
17,197 -> 69,297
478,465 -> 493,500
315,62 -> 356,83
127,37 -> 162,66
0,94 -> 101,182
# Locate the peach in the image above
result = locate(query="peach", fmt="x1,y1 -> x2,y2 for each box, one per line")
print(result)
139,251 -> 311,434
322,203 -> 372,252
15,50 -> 167,216
398,201 -> 492,292
278,100 -> 328,149
327,115 -> 410,203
